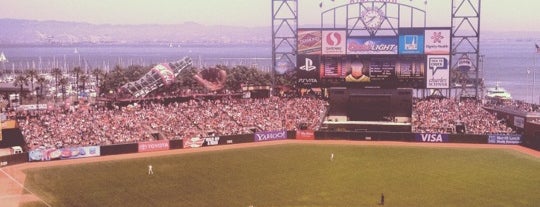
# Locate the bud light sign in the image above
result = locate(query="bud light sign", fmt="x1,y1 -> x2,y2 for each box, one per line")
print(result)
254,130 -> 288,142
415,133 -> 449,143
347,37 -> 398,55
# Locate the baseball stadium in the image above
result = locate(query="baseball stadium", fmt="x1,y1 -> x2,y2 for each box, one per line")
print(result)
1,0 -> 540,207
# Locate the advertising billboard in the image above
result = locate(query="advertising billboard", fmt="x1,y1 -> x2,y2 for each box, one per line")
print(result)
415,133 -> 449,143
424,29 -> 451,55
29,146 -> 101,161
426,55 -> 450,89
513,116 -> 525,128
254,130 -> 288,142
488,135 -> 522,145
297,55 -> 321,87
183,137 -> 205,149
298,30 -> 322,55
399,35 -> 424,54
322,30 -> 347,55
138,140 -> 170,152
296,130 -> 315,140
347,37 -> 398,55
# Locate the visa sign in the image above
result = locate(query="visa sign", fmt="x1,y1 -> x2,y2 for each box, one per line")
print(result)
415,133 -> 449,143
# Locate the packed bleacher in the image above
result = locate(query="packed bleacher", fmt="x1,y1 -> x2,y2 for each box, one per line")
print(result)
412,98 -> 514,135
18,97 -> 328,150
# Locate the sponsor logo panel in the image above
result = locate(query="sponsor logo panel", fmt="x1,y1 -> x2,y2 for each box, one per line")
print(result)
297,55 -> 320,87
426,55 -> 450,89
424,29 -> 451,55
296,130 -> 315,140
298,30 -> 322,55
347,37 -> 398,55
183,137 -> 205,149
138,140 -> 170,152
254,130 -> 288,142
415,133 -> 449,143
488,135 -> 522,145
322,30 -> 347,55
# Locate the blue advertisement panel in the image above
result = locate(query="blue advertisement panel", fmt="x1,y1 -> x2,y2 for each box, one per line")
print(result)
254,130 -> 288,142
347,37 -> 398,55
488,135 -> 522,145
29,146 -> 101,162
415,133 -> 449,143
399,35 -> 424,54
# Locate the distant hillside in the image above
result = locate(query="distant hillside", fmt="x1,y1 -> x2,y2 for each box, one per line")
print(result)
0,19 -> 270,45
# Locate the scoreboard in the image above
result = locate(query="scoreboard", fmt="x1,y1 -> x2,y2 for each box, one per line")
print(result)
297,28 -> 451,89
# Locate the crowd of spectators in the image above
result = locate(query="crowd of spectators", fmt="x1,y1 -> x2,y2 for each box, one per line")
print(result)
412,98 -> 514,135
18,97 -> 328,150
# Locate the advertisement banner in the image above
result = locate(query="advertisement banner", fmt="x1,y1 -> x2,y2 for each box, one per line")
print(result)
298,30 -> 322,55
183,137 -> 205,149
29,146 -> 100,161
29,148 -> 61,162
415,133 -> 449,143
297,55 -> 321,87
322,30 -> 347,55
138,140 -> 170,152
254,130 -> 288,142
296,130 -> 315,140
347,37 -> 398,55
204,136 -> 220,146
488,135 -> 522,145
60,146 -> 100,159
426,55 -> 450,89
399,35 -> 424,54
424,29 -> 451,55
513,116 -> 525,129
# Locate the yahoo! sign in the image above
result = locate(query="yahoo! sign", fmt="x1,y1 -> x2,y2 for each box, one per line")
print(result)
254,130 -> 288,142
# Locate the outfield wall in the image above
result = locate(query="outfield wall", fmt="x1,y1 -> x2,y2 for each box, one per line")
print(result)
0,130 -> 530,168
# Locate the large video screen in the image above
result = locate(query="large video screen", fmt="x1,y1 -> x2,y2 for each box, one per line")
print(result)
296,27 -> 450,89
298,55 -> 425,88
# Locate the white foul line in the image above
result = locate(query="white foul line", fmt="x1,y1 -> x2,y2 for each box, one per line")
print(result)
0,168 -> 52,207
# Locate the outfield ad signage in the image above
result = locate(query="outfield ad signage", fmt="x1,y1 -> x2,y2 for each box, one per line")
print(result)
183,137 -> 205,149
424,29 -> 451,55
347,37 -> 398,55
513,116 -> 525,128
322,30 -> 347,54
298,30 -> 322,55
415,133 -> 449,143
204,136 -> 220,146
138,140 -> 170,152
488,135 -> 522,145
426,55 -> 450,88
254,130 -> 288,142
399,28 -> 425,54
29,146 -> 100,161
296,130 -> 315,140
297,55 -> 321,87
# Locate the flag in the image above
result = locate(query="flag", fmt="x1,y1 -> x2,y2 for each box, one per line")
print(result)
536,43 -> 540,53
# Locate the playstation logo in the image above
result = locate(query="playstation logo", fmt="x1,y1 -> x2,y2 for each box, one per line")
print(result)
300,58 -> 317,71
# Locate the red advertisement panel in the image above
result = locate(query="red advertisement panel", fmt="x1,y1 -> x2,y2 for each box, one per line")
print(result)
138,140 -> 170,152
296,130 -> 315,140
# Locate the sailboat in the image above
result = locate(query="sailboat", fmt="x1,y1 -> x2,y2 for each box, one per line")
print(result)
0,52 -> 7,62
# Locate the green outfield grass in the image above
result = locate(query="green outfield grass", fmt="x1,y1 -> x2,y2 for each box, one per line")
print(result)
22,144 -> 540,207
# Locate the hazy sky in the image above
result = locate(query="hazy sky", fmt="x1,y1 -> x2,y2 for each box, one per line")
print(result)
0,0 -> 537,31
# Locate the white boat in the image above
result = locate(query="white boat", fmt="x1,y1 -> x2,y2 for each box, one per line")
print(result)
485,82 -> 512,100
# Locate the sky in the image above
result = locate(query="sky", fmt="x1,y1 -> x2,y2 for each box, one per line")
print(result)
0,0 -> 537,31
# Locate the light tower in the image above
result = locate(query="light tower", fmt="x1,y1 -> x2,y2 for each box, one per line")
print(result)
451,0 -> 482,99
271,0 -> 298,77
